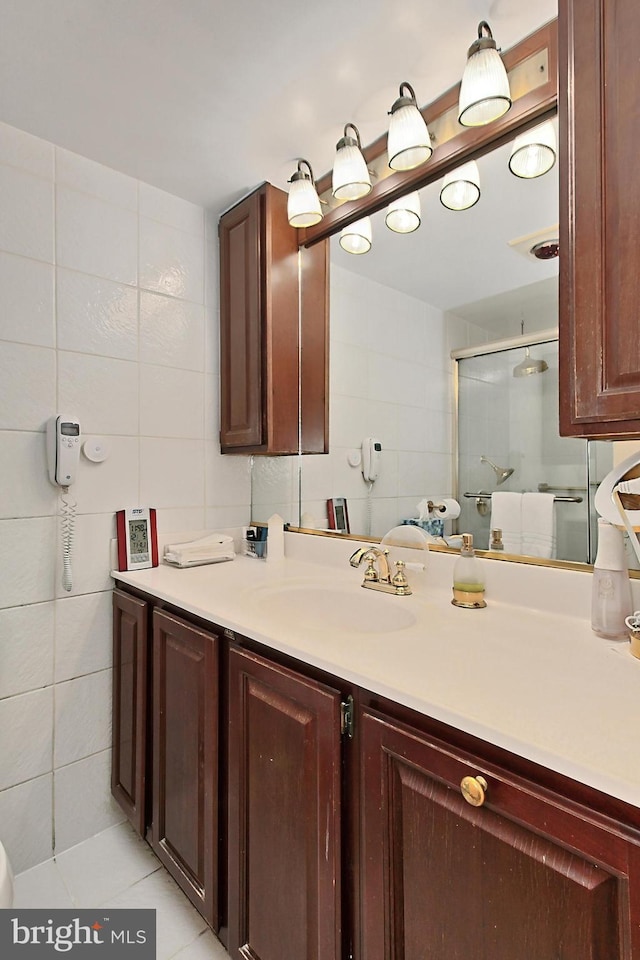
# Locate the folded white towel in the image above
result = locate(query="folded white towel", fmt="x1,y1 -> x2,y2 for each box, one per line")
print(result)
522,492 -> 556,559
164,533 -> 235,568
490,492 -> 522,554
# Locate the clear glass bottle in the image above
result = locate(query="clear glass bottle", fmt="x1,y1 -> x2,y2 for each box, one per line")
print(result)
452,533 -> 486,608
591,518 -> 632,639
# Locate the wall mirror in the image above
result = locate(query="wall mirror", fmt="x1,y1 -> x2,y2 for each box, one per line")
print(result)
250,12 -> 617,567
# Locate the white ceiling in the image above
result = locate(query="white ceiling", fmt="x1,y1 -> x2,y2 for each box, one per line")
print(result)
0,0 -> 557,214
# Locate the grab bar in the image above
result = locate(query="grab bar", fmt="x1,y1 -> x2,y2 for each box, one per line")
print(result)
463,491 -> 583,504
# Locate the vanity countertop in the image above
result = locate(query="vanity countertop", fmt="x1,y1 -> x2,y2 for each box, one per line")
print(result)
113,535 -> 640,809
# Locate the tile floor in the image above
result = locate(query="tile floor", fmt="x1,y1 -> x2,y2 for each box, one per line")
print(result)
13,820 -> 231,960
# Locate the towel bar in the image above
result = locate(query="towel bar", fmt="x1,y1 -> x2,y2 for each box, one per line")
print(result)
463,492 -> 583,504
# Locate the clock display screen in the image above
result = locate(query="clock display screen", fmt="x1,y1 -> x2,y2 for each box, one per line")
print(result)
128,519 -> 149,558
335,504 -> 346,530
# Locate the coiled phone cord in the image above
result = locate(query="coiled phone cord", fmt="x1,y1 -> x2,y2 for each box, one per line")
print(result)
60,486 -> 76,592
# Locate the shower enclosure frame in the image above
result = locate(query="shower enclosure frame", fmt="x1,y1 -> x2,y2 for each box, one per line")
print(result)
450,328 -> 598,563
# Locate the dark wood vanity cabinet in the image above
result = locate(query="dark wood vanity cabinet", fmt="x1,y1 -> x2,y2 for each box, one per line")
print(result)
150,610 -> 219,929
111,593 -> 220,930
359,706 -> 640,960
218,182 -> 329,455
113,586 -> 640,959
111,589 -> 149,836
559,0 -> 640,438
227,644 -> 343,960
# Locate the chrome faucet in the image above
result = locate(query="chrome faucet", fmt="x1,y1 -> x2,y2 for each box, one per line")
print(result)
349,546 -> 412,596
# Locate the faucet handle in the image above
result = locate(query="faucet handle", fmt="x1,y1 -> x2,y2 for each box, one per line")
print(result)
391,560 -> 412,596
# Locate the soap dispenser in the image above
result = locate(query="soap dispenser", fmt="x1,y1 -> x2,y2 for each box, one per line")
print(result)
452,533 -> 486,609
591,518 -> 632,639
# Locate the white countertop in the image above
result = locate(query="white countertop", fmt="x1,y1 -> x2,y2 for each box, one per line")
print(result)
113,532 -> 640,810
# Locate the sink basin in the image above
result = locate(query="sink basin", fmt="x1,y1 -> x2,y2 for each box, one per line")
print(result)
252,581 -> 417,634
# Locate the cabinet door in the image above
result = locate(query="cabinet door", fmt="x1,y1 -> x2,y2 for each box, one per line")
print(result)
228,645 -> 342,960
151,610 -> 219,929
559,0 -> 640,437
111,589 -> 149,836
360,708 -> 640,960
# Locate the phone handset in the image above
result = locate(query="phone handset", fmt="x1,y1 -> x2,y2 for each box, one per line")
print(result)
47,416 -> 81,592
362,438 -> 382,483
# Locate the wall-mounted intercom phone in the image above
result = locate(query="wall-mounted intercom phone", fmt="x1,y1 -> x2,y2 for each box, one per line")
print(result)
361,437 -> 382,483
46,416 -> 81,592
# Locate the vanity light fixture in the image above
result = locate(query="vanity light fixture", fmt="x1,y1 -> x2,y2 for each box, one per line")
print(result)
287,159 -> 323,228
387,82 -> 433,171
332,123 -> 372,201
439,160 -> 481,211
458,21 -> 511,127
508,120 -> 557,179
385,191 -> 421,233
339,216 -> 372,255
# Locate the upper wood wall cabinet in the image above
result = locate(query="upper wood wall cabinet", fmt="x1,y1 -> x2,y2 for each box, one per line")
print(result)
559,0 -> 640,438
219,182 -> 329,455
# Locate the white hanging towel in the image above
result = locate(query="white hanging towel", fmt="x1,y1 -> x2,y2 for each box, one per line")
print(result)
490,492 -> 523,554
521,492 -> 556,559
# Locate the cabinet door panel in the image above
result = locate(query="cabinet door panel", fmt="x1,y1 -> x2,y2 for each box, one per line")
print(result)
228,645 -> 342,960
559,0 -> 640,436
361,709 -> 637,960
152,610 -> 219,929
219,189 -> 263,449
111,589 -> 148,835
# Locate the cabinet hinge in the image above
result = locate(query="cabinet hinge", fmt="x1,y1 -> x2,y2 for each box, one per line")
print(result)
223,627 -> 236,640
340,695 -> 354,739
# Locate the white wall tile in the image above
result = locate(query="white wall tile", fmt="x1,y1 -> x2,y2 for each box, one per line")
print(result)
0,431 -> 57,519
140,292 -> 205,371
0,517 -> 56,608
56,186 -> 137,284
205,442 -> 252,507
140,438 -> 204,508
55,590 -> 112,683
0,774 -> 53,873
0,252 -> 54,347
0,687 -> 54,789
0,122 -> 53,179
205,505 -> 251,529
204,374 -> 218,442
56,149 -> 138,210
57,269 -> 138,360
72,437 -> 139,515
0,342 -> 55,431
0,165 -> 54,262
155,508 -> 206,534
299,454 -> 333,502
139,218 -> 204,303
54,512 -> 115,599
140,365 -> 204,439
139,183 -> 203,237
53,750 -> 124,854
54,669 -> 112,768
58,352 -> 138,436
0,602 -> 54,699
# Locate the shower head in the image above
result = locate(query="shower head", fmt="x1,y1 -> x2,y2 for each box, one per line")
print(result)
512,346 -> 548,378
481,456 -> 514,486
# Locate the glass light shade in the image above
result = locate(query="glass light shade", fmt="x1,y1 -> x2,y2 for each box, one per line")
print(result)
287,176 -> 322,228
332,142 -> 372,201
508,121 -> 557,179
339,217 -> 372,255
385,192 -> 421,233
458,25 -> 511,127
388,105 -> 432,171
440,161 -> 481,211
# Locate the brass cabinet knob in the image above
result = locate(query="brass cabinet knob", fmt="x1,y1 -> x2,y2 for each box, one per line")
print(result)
460,775 -> 488,807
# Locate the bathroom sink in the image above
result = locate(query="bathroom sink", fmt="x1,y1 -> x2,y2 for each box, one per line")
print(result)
251,581 -> 417,634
